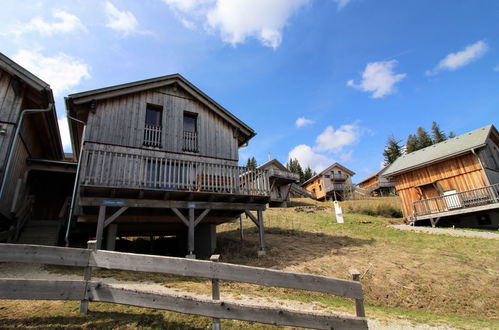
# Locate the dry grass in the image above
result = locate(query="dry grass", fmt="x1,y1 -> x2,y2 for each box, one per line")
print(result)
1,197 -> 498,329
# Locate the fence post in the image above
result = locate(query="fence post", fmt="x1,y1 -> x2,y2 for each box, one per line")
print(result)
348,269 -> 365,318
210,254 -> 221,330
80,240 -> 96,314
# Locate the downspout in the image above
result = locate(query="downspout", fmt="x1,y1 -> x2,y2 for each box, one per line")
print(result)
0,103 -> 54,201
471,148 -> 491,186
64,116 -> 86,247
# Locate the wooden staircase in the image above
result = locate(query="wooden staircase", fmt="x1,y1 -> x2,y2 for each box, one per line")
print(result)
17,220 -> 60,246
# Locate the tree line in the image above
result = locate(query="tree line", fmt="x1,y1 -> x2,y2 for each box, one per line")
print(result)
245,157 -> 317,184
383,122 -> 456,165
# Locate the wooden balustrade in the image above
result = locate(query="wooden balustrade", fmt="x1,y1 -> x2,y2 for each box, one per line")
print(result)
143,124 -> 162,148
81,149 -> 270,196
413,183 -> 499,216
182,131 -> 198,152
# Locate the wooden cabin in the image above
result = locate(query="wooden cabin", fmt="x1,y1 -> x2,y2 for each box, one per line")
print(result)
257,159 -> 299,207
65,74 -> 270,257
383,125 -> 499,228
0,52 -> 75,244
302,163 -> 355,201
357,166 -> 395,196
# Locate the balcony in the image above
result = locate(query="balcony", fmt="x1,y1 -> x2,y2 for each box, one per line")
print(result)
413,183 -> 499,220
266,168 -> 299,183
143,124 -> 162,148
326,183 -> 347,192
329,173 -> 348,181
182,131 -> 198,153
80,148 -> 270,197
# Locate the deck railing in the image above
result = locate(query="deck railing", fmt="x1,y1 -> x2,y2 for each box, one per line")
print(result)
330,173 -> 349,181
81,149 -> 270,196
143,124 -> 162,148
266,168 -> 299,181
413,183 -> 499,217
182,131 -> 198,153
326,183 -> 347,192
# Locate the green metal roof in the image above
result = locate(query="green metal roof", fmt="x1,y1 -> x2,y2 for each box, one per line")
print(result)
383,125 -> 496,177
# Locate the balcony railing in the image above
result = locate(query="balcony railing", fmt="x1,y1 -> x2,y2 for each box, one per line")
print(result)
326,183 -> 347,192
81,149 -> 270,196
413,183 -> 499,217
143,125 -> 162,148
183,131 -> 198,153
329,173 -> 348,181
266,168 -> 299,182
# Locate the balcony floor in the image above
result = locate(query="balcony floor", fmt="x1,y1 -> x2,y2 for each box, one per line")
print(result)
415,201 -> 499,220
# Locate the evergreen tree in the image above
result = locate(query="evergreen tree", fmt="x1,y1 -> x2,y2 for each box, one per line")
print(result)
246,157 -> 257,170
286,158 -> 305,183
303,166 -> 314,182
383,135 -> 403,165
406,134 -> 418,153
431,121 -> 447,143
448,131 -> 457,138
416,126 -> 433,149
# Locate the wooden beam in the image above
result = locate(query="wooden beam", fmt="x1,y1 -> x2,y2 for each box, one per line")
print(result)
0,279 -> 86,300
244,210 -> 259,227
0,244 -> 90,267
188,208 -> 195,256
95,205 -> 106,250
172,208 -> 189,227
103,207 -> 129,227
194,209 -> 210,227
257,210 -> 265,254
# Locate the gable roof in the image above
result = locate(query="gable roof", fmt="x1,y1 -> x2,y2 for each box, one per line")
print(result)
65,74 -> 256,153
0,52 -> 49,93
358,166 -> 389,185
257,159 -> 288,172
302,162 -> 355,186
383,124 -> 497,177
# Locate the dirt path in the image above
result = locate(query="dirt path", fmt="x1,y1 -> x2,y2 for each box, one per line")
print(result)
0,262 -> 456,329
391,224 -> 499,239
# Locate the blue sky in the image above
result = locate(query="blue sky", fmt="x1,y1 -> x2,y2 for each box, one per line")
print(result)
1,0 -> 498,181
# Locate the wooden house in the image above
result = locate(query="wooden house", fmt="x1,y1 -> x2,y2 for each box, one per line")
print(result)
357,166 -> 395,196
301,163 -> 355,201
64,74 -> 270,257
0,52 -> 75,244
383,125 -> 499,228
257,159 -> 299,207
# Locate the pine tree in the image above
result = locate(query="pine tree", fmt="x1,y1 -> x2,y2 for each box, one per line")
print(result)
246,157 -> 257,170
448,131 -> 457,138
383,135 -> 403,165
431,121 -> 447,143
406,134 -> 418,153
286,158 -> 305,183
416,127 -> 433,150
303,166 -> 314,182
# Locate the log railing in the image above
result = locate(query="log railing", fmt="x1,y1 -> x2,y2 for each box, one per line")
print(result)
143,124 -> 162,148
81,149 -> 270,196
413,183 -> 499,216
266,168 -> 299,182
182,131 -> 198,153
0,243 -> 368,329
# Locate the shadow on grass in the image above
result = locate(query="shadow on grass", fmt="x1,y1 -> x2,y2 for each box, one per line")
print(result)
216,227 -> 374,268
0,311 -> 205,329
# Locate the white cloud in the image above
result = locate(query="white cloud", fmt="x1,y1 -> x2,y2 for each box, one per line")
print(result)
13,50 -> 90,97
426,40 -> 488,76
105,1 -> 139,35
288,144 -> 335,172
315,124 -> 360,152
58,117 -> 72,151
10,9 -> 87,36
163,0 -> 310,49
347,60 -> 406,98
295,117 -> 314,128
334,0 -> 352,10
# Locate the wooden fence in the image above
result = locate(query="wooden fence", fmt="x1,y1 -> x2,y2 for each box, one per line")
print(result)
0,243 -> 367,329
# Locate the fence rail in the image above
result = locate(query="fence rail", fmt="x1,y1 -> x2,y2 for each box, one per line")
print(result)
81,148 -> 270,196
182,131 -> 198,152
0,243 -> 367,329
413,183 -> 499,217
143,124 -> 162,148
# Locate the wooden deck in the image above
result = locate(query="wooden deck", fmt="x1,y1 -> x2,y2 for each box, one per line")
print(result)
413,183 -> 499,221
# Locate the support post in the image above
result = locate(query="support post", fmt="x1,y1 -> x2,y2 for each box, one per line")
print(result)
257,210 -> 265,256
210,254 -> 221,330
105,224 -> 118,251
95,205 -> 106,250
187,207 -> 195,258
80,240 -> 96,314
239,215 -> 244,241
349,269 -> 365,318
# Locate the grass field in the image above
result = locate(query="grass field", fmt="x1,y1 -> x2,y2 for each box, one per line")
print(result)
1,197 -> 498,329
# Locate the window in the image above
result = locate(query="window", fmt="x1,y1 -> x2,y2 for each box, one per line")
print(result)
183,112 -> 199,152
144,104 -> 163,148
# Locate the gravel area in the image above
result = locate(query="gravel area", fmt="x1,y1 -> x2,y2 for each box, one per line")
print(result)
391,224 -> 499,239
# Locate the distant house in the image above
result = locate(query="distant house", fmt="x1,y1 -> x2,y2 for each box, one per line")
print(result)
257,159 -> 299,207
0,52 -> 74,243
357,166 -> 395,196
302,163 -> 355,201
383,125 -> 499,228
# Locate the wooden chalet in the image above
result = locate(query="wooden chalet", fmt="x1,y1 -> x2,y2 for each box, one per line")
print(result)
0,53 -> 76,244
65,74 -> 270,257
257,159 -> 299,207
357,166 -> 395,196
383,125 -> 499,228
302,163 -> 355,201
